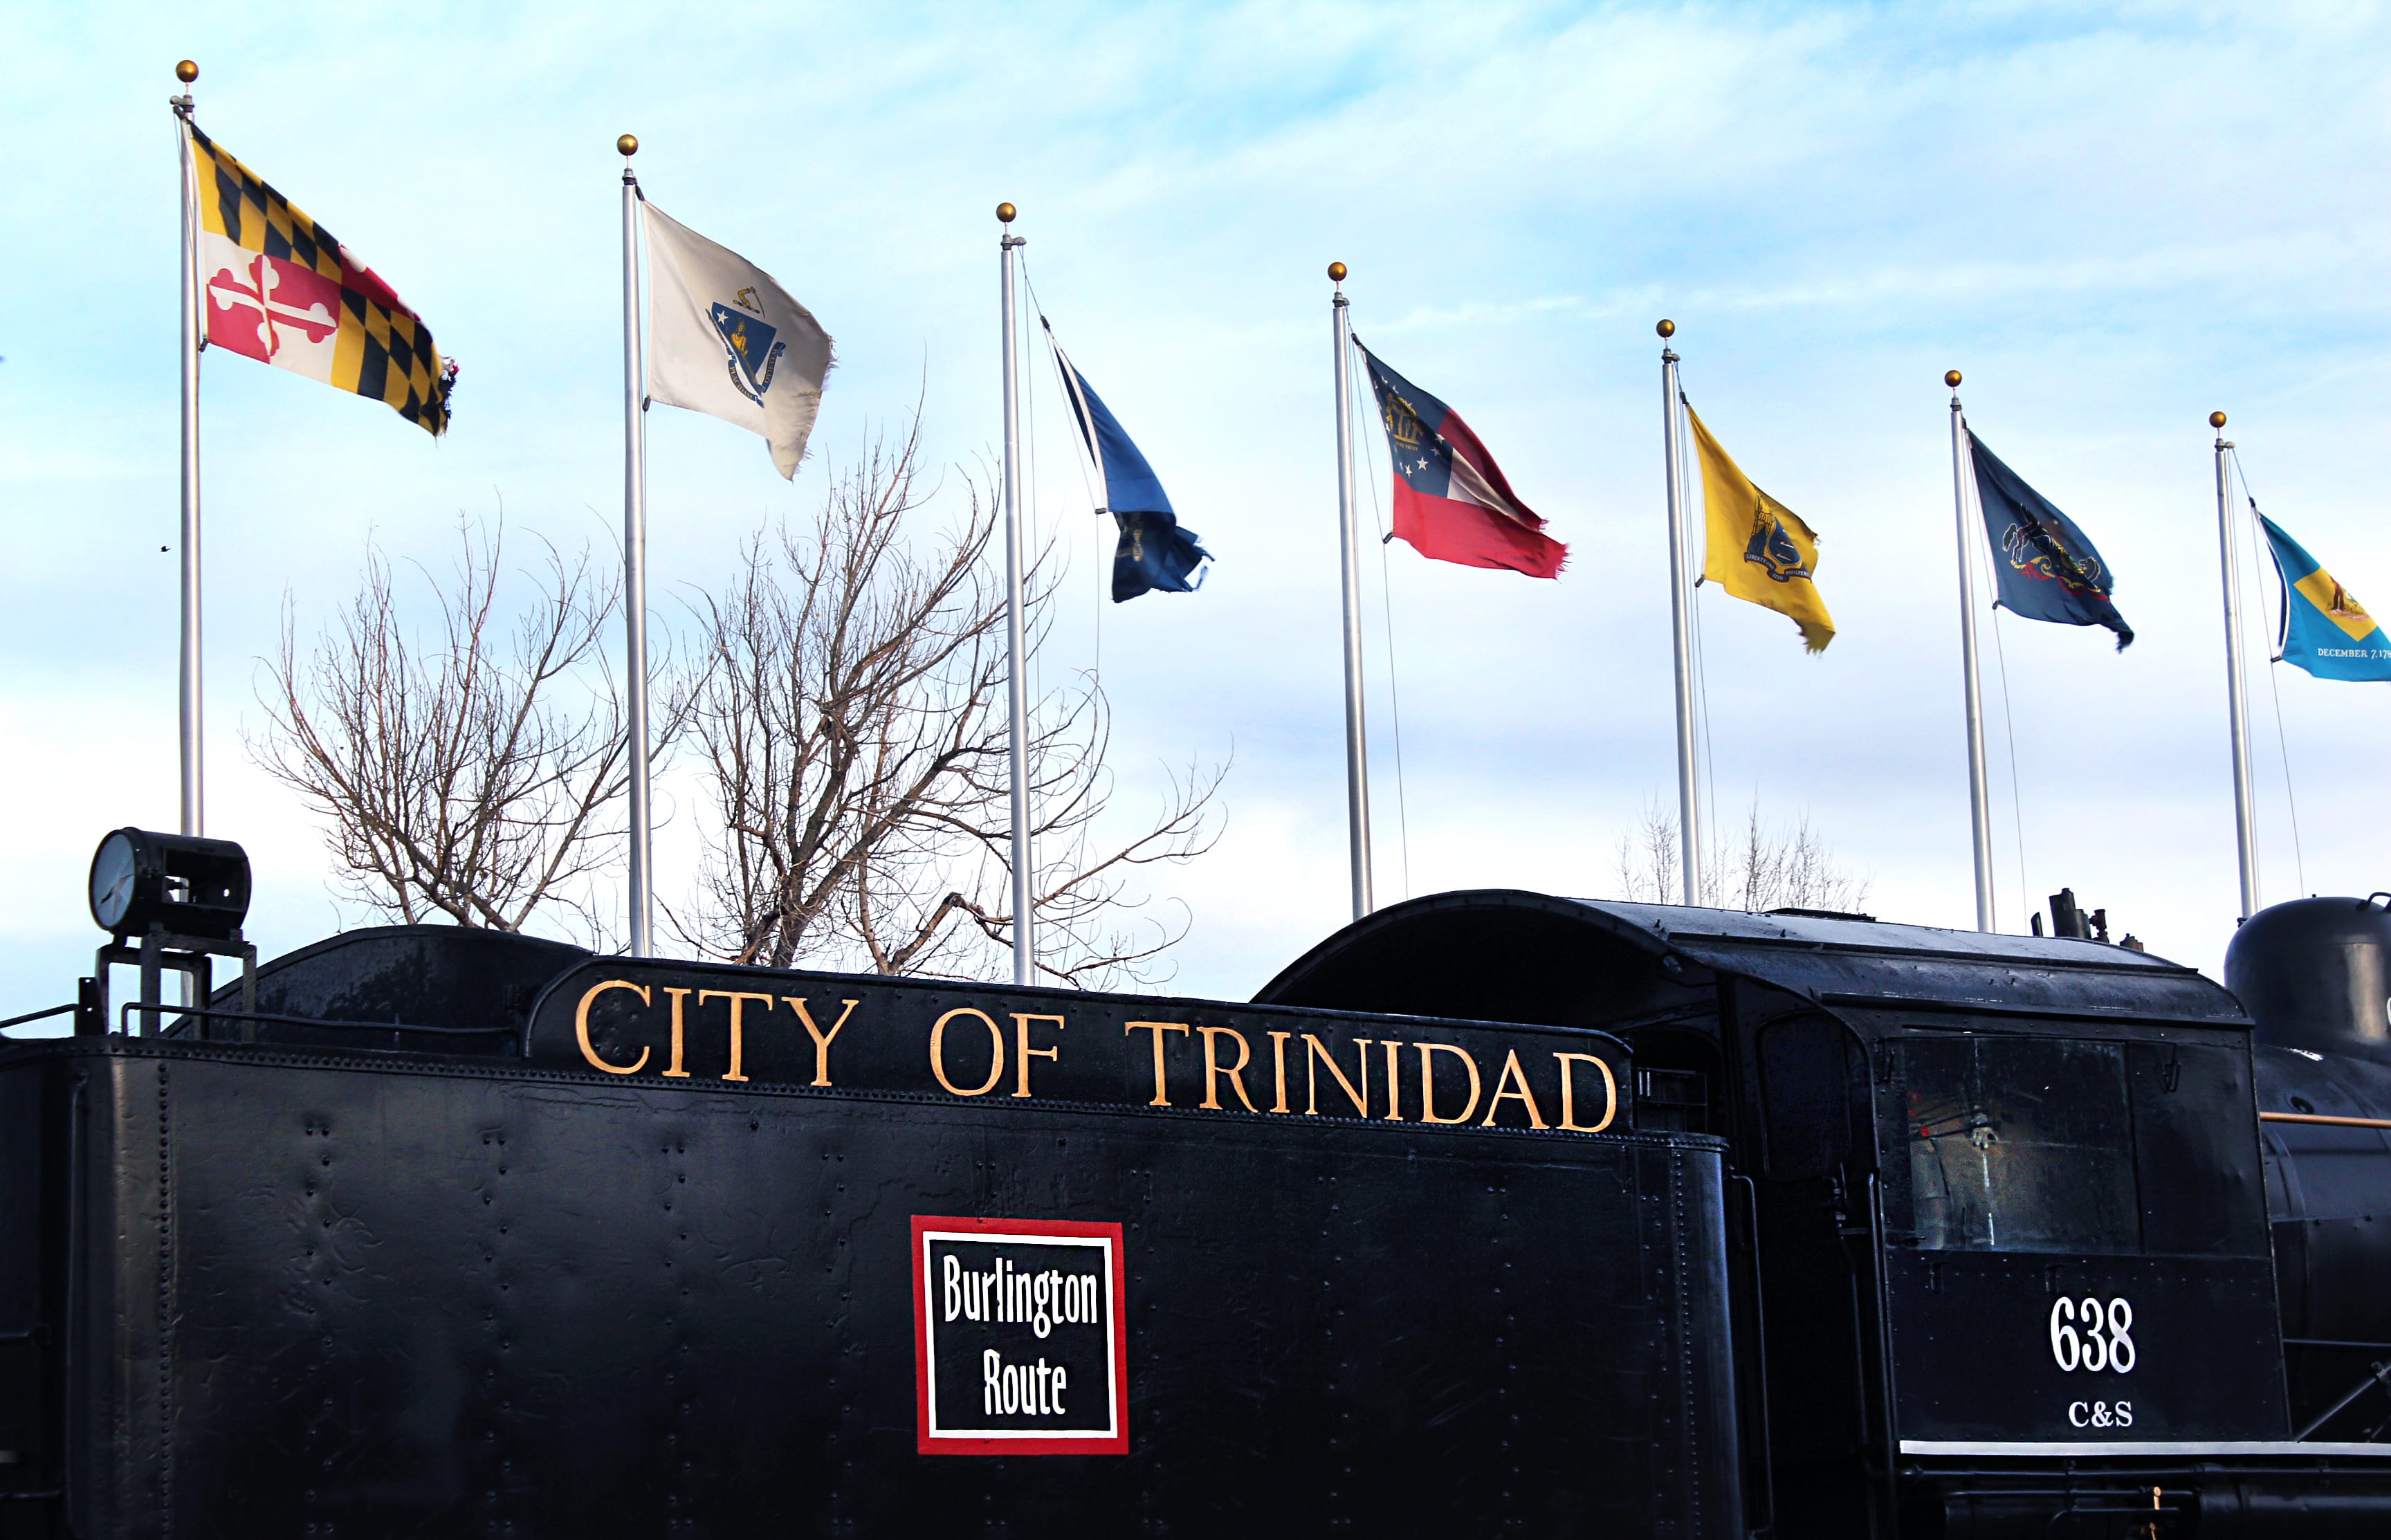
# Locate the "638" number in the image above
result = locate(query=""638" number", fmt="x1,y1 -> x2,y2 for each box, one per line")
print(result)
2049,1296 -> 2135,1373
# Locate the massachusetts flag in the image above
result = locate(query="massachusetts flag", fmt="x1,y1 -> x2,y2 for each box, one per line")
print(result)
1047,324 -> 1211,602
643,201 -> 832,479
187,125 -> 453,434
1356,342 -> 1564,578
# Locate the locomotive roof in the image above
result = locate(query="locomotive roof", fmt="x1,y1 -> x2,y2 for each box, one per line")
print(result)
1258,889 -> 2249,1027
148,887 -> 2244,1049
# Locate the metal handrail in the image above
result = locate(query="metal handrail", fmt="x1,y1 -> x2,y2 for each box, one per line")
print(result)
2263,1111 -> 2391,1130
118,1002 -> 515,1038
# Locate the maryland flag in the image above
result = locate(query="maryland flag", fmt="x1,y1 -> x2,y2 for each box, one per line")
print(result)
187,125 -> 453,434
1686,403 -> 1835,652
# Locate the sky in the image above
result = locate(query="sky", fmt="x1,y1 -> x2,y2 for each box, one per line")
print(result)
3,1 -> 2388,1024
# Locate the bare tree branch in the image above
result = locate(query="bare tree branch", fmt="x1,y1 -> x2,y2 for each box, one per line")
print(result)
248,515 -> 684,944
1612,794 -> 1870,915
677,415 -> 1225,987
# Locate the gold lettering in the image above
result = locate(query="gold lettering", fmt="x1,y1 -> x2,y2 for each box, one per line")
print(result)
1012,1013 -> 1066,1099
1198,1026 -> 1257,1112
697,989 -> 774,1082
786,997 -> 859,1087
1267,1030 -> 1292,1114
1124,1022 -> 1189,1106
574,979 -> 651,1075
1382,1040 -> 1407,1121
1416,1043 -> 1482,1125
660,987 -> 692,1077
1481,1049 -> 1548,1129
1302,1034 -> 1371,1117
1555,1052 -> 1618,1133
931,1007 -> 1007,1097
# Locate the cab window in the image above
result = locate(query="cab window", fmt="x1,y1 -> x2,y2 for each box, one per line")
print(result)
1902,1034 -> 2138,1254
1896,1032 -> 2267,1259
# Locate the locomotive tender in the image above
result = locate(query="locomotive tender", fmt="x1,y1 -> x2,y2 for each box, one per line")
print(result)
4,852 -> 2391,1536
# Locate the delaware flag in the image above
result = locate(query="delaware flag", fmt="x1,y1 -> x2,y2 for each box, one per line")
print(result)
1356,342 -> 1565,578
188,125 -> 453,434
1686,404 -> 1835,652
1046,324 -> 1211,601
1966,431 -> 2133,649
2258,512 -> 2391,681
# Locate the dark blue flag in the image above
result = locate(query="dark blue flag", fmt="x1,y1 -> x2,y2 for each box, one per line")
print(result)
1047,327 -> 1211,603
1967,430 -> 2133,649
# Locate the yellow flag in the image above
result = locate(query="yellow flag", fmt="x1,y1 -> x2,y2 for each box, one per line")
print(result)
1687,405 -> 1835,652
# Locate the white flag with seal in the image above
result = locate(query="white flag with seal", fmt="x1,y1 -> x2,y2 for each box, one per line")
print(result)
642,201 -> 832,479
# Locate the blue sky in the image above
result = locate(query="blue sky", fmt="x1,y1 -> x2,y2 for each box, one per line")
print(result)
3,1 -> 2388,1017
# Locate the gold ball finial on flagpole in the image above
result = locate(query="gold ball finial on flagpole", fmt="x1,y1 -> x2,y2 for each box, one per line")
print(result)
1656,319 -> 1676,338
2210,410 -> 2228,429
617,134 -> 638,157
1945,369 -> 1962,388
996,203 -> 1017,224
176,59 -> 199,84
1328,262 -> 1348,284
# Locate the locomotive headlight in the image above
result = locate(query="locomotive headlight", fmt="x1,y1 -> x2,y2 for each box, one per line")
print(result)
86,827 -> 252,941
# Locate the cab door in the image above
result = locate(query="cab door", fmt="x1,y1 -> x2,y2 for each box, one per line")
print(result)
1875,1025 -> 2286,1447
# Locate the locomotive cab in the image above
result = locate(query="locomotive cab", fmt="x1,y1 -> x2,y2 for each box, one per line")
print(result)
1263,890 -> 2391,1537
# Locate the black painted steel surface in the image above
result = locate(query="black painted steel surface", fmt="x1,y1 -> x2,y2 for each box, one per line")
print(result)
1260,889 -> 2391,1535
0,1023 -> 1739,1538
1261,889 -> 2244,1027
2229,895 -> 2391,1061
16,885 -> 2391,1537
2234,898 -> 2391,1442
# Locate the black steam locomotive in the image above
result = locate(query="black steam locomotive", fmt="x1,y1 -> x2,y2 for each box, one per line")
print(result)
4,834 -> 2391,1537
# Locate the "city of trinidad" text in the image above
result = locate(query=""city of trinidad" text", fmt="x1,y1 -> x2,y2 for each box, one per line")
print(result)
568,980 -> 1619,1134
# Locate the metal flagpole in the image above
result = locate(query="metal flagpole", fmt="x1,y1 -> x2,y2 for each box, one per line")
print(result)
1329,262 -> 1373,922
619,134 -> 654,957
1658,321 -> 1701,905
1946,371 -> 1995,931
2212,410 -> 2260,919
174,61 -> 203,837
998,204 -> 1034,984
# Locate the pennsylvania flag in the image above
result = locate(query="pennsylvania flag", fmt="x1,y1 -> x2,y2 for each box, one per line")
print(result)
2258,512 -> 2391,681
1686,404 -> 1835,652
187,125 -> 453,434
1966,431 -> 2131,648
1356,342 -> 1565,578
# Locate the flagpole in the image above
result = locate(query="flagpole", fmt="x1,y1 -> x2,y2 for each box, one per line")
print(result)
1946,371 -> 1995,931
2212,410 -> 2260,919
174,61 -> 203,838
1658,321 -> 1701,905
999,204 -> 1034,983
619,134 -> 654,957
1329,263 -> 1373,923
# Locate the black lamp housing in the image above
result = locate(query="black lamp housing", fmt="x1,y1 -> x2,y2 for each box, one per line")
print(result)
88,827 -> 251,942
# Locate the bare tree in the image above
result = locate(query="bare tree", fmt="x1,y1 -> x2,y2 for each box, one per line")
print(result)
679,417 -> 1223,987
250,518 -> 648,941
1613,795 -> 1870,915
1615,797 -> 1687,906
